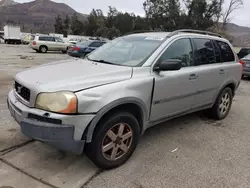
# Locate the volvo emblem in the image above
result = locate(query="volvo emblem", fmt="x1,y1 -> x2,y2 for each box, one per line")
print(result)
17,86 -> 23,94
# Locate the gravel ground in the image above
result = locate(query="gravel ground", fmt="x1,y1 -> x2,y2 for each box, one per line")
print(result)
0,44 -> 250,188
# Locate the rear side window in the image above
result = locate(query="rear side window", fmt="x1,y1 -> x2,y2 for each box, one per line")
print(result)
39,36 -> 45,41
47,37 -> 55,42
89,42 -> 103,47
193,39 -> 215,66
38,36 -> 55,42
215,41 -> 235,62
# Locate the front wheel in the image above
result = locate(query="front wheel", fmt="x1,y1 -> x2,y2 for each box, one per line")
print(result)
209,87 -> 233,120
86,112 -> 140,170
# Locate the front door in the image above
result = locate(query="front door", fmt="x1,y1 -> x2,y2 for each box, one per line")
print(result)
150,38 -> 197,122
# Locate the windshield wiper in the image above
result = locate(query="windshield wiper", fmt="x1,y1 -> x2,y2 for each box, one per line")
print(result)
88,58 -> 116,65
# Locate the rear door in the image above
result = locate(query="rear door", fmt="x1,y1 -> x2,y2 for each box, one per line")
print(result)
215,40 -> 239,83
190,38 -> 226,109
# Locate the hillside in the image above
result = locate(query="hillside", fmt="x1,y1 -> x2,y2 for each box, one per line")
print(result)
0,0 -> 18,7
225,23 -> 250,47
0,0 -> 249,46
0,0 -> 86,33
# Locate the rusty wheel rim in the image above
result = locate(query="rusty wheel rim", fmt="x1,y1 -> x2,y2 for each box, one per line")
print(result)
101,123 -> 133,161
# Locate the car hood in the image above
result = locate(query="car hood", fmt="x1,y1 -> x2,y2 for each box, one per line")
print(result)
15,59 -> 132,92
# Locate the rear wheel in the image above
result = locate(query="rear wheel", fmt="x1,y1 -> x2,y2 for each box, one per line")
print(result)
39,46 -> 48,53
209,87 -> 233,120
86,112 -> 140,170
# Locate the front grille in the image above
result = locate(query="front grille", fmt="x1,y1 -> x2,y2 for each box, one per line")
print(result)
14,81 -> 31,102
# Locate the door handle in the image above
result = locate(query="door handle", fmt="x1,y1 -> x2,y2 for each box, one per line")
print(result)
189,74 -> 199,80
219,69 -> 225,74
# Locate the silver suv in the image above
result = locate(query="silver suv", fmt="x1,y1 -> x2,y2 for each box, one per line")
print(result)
7,30 -> 242,169
30,35 -> 70,53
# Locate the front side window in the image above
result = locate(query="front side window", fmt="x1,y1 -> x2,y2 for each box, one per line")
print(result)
39,36 -> 45,41
87,35 -> 164,67
193,39 -> 215,66
215,40 -> 235,62
158,38 -> 193,67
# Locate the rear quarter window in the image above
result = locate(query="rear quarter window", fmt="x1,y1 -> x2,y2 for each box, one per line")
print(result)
215,40 -> 235,62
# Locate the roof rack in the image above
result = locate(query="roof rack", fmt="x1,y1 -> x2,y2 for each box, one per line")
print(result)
125,30 -> 155,35
169,29 -> 222,38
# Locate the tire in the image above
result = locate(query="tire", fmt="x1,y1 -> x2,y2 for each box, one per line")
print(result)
62,50 -> 67,53
241,75 -> 244,79
86,112 -> 140,170
39,46 -> 48,53
209,87 -> 233,120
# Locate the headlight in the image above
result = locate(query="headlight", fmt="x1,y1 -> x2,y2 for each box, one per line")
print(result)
35,92 -> 77,114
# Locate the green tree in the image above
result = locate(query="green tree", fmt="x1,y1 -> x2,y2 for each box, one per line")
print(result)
71,13 -> 85,35
143,0 -> 181,31
185,0 -> 221,30
113,12 -> 135,34
107,27 -> 121,39
106,6 -> 118,28
63,15 -> 70,37
54,15 -> 64,33
85,9 -> 106,36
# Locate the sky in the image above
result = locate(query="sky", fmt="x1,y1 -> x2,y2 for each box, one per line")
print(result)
15,0 -> 250,27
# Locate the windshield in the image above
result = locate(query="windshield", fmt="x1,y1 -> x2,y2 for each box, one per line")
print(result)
87,35 -> 164,66
78,41 -> 91,46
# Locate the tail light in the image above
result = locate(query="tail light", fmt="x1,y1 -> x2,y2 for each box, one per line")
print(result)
32,41 -> 36,45
72,46 -> 80,51
239,60 -> 245,72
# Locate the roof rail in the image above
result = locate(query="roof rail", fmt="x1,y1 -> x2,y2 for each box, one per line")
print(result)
125,30 -> 155,35
169,29 -> 222,38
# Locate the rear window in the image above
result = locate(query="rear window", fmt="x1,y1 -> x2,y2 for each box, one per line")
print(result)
215,40 -> 235,62
89,42 -> 105,47
238,48 -> 250,59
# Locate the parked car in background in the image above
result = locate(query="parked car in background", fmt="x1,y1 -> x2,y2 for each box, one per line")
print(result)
67,40 -> 106,57
240,54 -> 250,78
237,47 -> 250,59
30,35 -> 70,53
7,30 -> 241,170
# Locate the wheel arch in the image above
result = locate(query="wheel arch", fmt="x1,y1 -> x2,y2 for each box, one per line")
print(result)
213,80 -> 237,106
84,97 -> 148,143
39,45 -> 48,51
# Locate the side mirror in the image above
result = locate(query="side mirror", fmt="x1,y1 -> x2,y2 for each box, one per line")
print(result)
154,59 -> 182,71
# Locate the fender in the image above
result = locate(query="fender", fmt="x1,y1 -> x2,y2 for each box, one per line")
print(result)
85,97 -> 148,143
212,79 -> 237,106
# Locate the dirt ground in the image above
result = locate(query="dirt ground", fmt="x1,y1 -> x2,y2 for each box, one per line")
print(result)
0,44 -> 250,188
